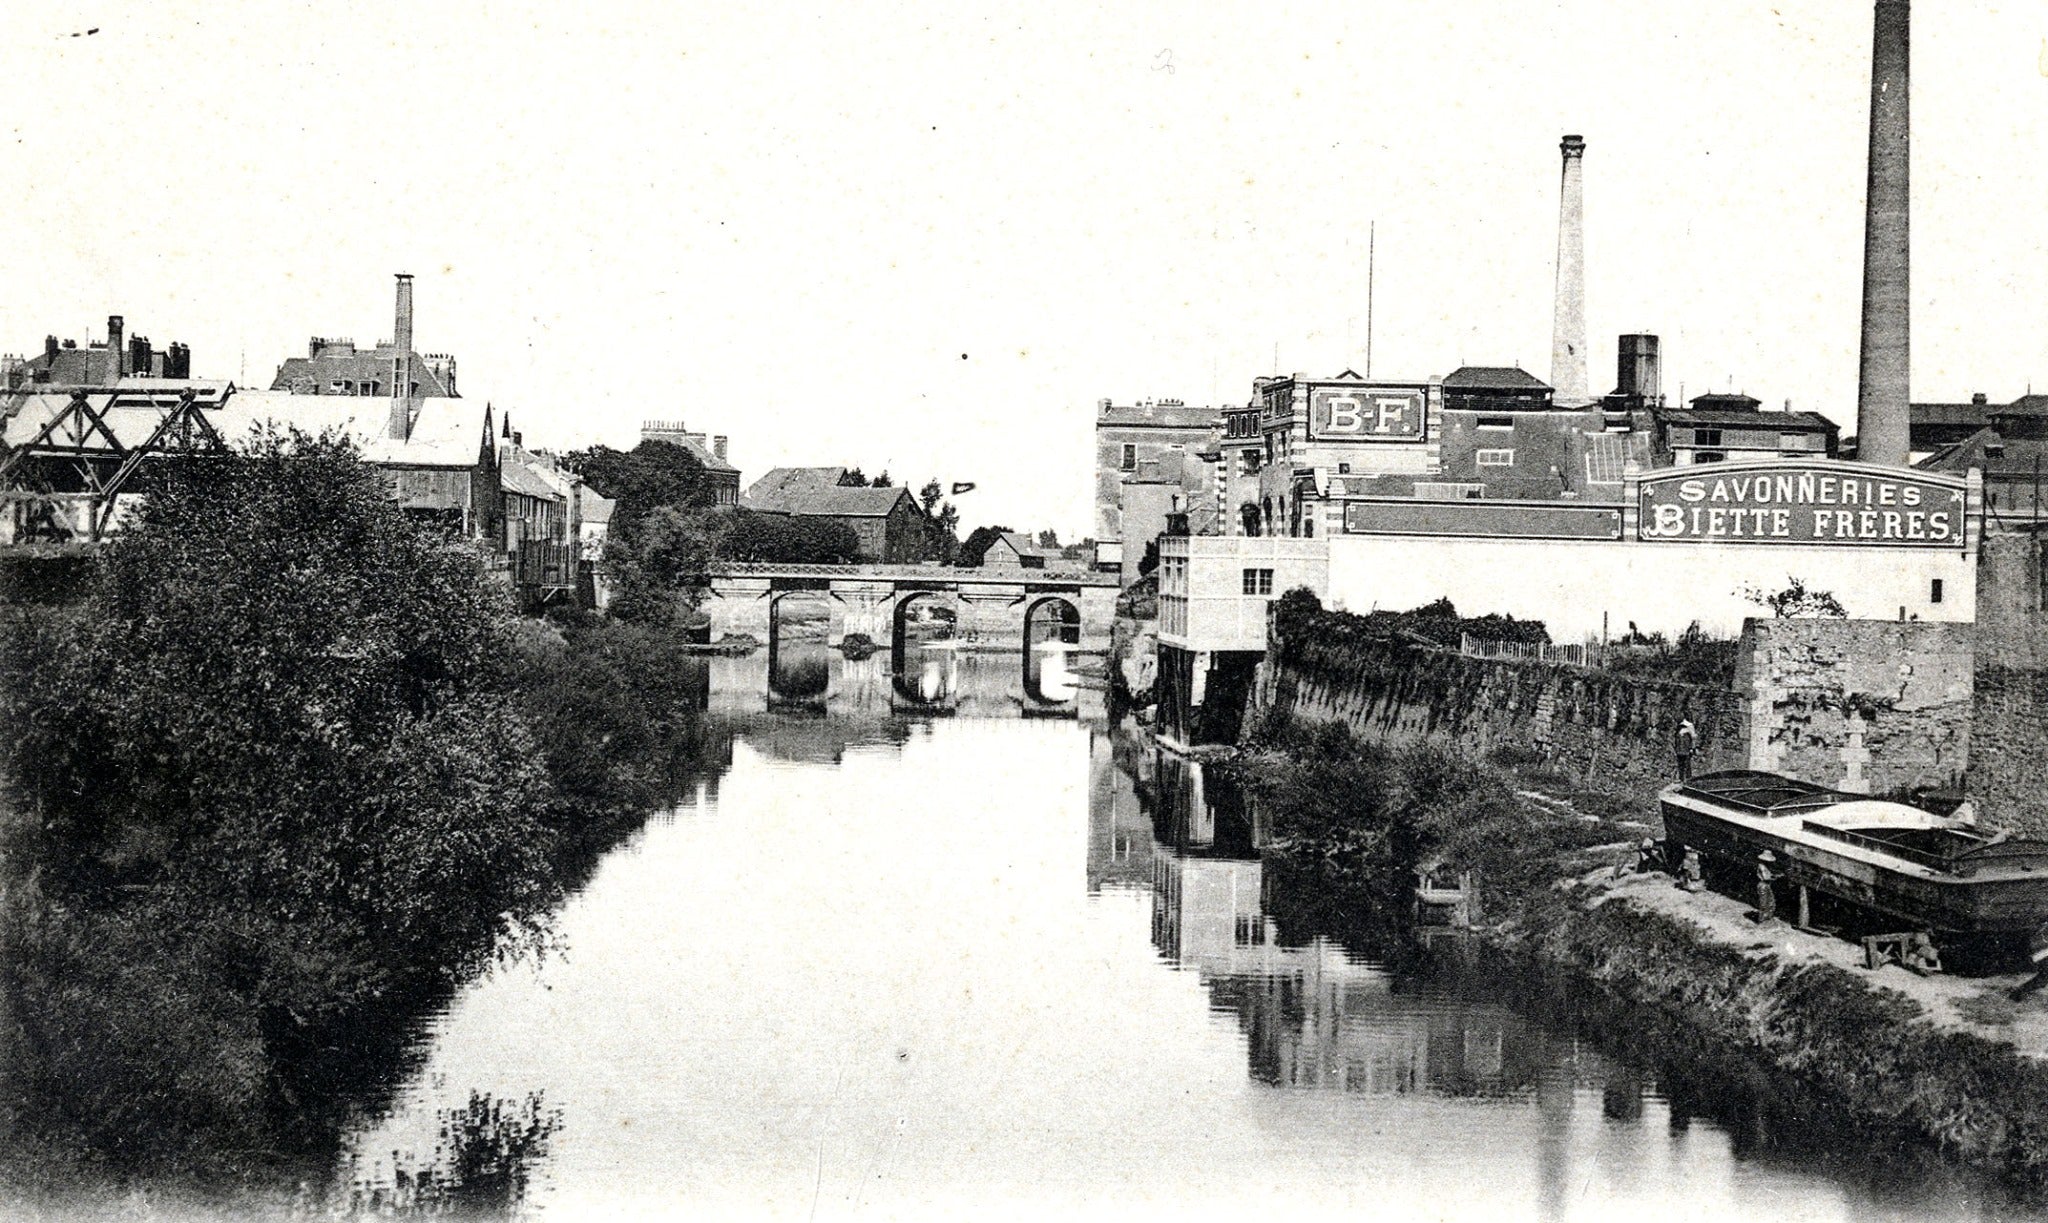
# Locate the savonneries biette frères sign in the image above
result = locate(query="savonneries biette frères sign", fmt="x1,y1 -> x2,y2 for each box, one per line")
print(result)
1636,462 -> 1968,547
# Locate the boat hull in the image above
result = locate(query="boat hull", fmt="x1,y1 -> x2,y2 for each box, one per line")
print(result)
1664,806 -> 2048,937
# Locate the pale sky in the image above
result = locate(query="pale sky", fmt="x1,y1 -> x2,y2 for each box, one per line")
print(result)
4,2 -> 2045,537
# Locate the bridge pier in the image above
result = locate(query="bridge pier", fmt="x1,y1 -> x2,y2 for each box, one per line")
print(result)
829,580 -> 896,646
702,576 -> 773,642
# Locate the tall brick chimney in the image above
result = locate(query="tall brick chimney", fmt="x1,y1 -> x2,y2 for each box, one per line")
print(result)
1550,135 -> 1591,406
390,274 -> 415,440
107,315 -> 124,379
1856,0 -> 1910,466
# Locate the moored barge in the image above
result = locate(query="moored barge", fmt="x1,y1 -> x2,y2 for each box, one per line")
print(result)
1660,771 -> 2048,958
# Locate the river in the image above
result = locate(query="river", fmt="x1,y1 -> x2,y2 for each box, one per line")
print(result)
280,644 -> 2037,1222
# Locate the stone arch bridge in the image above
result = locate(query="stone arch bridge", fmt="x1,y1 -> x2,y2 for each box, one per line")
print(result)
701,562 -> 1119,652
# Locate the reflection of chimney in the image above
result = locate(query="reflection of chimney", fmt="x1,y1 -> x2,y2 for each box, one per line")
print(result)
1856,0 -> 1911,466
1617,334 -> 1661,403
1551,136 -> 1591,406
107,315 -> 124,378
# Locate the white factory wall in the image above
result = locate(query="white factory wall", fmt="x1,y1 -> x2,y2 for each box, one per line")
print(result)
1325,534 -> 1974,643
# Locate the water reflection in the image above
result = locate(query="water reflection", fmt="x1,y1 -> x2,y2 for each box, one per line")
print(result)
1129,731 -> 2034,1221
721,645 -> 1104,724
329,1092 -> 560,1218
13,667 -> 2044,1220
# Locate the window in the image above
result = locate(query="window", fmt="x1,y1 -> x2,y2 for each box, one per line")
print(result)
1477,415 -> 1514,430
1693,451 -> 1726,464
1337,462 -> 1351,474
1242,567 -> 1274,595
1693,428 -> 1723,446
1240,448 -> 1261,475
1120,444 -> 1136,471
1931,578 -> 1944,604
1476,449 -> 1514,467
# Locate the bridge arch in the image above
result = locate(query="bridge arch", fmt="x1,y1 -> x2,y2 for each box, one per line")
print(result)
890,591 -> 964,707
767,589 -> 836,707
1022,595 -> 1082,708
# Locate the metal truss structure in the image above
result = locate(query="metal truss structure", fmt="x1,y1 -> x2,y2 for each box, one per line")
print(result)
0,387 -> 227,543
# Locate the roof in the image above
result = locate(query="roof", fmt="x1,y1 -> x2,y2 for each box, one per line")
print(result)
1655,407 -> 1837,431
271,343 -> 455,397
669,434 -> 737,474
1442,366 -> 1550,391
581,494 -> 616,526
995,531 -> 1056,559
502,455 -> 565,501
1994,395 -> 2048,418
1095,403 -> 1221,430
1919,425 -> 2048,475
1912,400 -> 1994,428
1688,392 -> 1763,412
741,467 -> 920,517
210,389 -> 490,468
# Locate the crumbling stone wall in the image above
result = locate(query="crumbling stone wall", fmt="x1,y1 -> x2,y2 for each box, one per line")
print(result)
1968,532 -> 2048,833
1250,615 -> 1747,796
1249,608 -> 1976,809
1734,619 -> 1971,797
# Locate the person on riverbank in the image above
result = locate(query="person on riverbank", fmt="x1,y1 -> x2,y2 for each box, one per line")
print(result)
1674,718 -> 1697,781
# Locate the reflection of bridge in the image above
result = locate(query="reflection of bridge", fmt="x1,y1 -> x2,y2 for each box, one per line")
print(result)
701,562 -> 1119,653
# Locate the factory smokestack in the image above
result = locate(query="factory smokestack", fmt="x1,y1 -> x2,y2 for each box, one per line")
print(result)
390,273 -> 415,440
1551,135 -> 1591,407
1856,0 -> 1911,466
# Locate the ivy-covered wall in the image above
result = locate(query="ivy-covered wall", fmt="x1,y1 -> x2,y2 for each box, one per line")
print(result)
1252,604 -> 1748,796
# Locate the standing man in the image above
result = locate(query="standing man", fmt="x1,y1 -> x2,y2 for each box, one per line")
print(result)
1675,717 -> 1698,781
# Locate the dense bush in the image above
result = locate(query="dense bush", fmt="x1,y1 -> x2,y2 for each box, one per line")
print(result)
1235,717 -> 1616,922
0,434 -> 715,1193
1602,621 -> 1740,689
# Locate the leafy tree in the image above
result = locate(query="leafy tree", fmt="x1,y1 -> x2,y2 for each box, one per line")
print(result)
717,508 -> 861,564
1036,529 -> 1060,549
605,505 -> 722,624
957,524 -> 1013,567
837,468 -> 868,487
565,440 -> 711,536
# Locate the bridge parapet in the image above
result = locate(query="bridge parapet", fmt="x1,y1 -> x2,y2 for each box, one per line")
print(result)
705,561 -> 1118,587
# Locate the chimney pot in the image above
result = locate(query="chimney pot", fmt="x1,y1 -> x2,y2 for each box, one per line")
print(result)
713,435 -> 728,461
1973,392 -> 1989,405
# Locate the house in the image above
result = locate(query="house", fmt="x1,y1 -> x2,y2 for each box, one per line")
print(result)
1646,394 -> 1839,467
641,420 -> 741,505
212,389 -> 504,544
3,314 -> 193,389
983,531 -> 1056,570
270,274 -> 457,407
1095,398 -> 1223,576
1920,395 -> 2048,523
740,466 -> 929,562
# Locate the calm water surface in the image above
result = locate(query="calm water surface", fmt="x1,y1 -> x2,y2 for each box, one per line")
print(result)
326,649 -> 2034,1222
